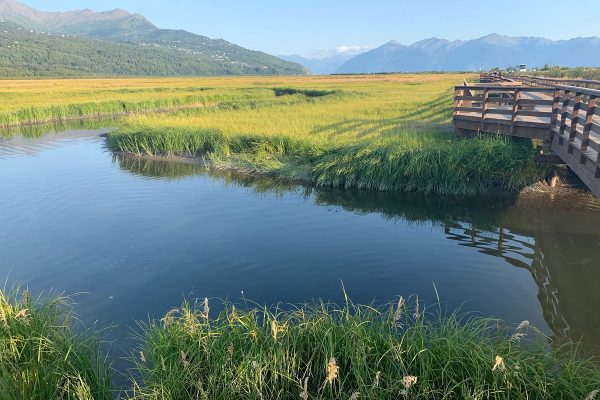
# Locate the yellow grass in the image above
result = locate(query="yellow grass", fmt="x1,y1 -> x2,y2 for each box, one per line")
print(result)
0,73 -> 469,118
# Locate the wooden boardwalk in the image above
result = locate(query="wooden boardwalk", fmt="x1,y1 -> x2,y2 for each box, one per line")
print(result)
453,74 -> 600,197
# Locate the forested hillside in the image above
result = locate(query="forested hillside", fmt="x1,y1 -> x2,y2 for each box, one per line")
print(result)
0,22 -> 306,77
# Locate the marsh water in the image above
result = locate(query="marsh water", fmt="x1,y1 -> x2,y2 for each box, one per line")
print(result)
2,127 -> 600,369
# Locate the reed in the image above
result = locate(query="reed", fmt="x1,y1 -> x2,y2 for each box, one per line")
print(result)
109,124 -> 546,195
2,286 -> 598,399
129,296 -> 600,400
0,288 -> 111,400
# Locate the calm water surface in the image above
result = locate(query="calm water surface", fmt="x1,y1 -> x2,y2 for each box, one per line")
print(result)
1,128 -> 600,365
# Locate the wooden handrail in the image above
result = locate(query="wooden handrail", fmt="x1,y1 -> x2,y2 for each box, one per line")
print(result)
505,74 -> 600,90
555,84 -> 600,98
455,85 -> 553,92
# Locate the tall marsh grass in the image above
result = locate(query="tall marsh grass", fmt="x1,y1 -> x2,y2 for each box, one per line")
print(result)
129,296 -> 600,400
1,287 -> 598,399
109,125 -> 546,195
0,288 -> 111,400
104,74 -> 549,195
1,73 -> 550,194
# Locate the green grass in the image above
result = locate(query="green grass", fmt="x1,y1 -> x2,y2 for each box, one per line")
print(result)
1,288 -> 599,399
529,66 -> 600,81
0,288 -> 111,400
102,73 -> 549,195
108,124 -> 546,196
0,74 -> 552,193
2,74 -> 549,195
129,296 -> 600,400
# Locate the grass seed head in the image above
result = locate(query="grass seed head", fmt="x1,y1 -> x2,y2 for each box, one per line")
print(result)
326,357 -> 339,384
585,390 -> 599,400
300,377 -> 308,400
492,355 -> 505,372
393,296 -> 405,323
402,375 -> 417,390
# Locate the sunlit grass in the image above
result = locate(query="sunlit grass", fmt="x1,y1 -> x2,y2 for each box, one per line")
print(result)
105,74 -> 547,195
1,73 -> 550,194
2,286 -> 598,399
0,74 -> 463,126
0,288 -> 111,400
129,296 -> 600,400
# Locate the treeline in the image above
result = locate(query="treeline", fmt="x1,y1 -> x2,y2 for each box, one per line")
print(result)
530,66 -> 600,81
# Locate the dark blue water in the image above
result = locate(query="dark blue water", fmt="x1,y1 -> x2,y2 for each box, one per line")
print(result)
2,129 -> 600,365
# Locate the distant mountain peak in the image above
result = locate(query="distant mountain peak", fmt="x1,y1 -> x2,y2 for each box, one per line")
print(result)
0,0 -> 307,77
410,37 -> 453,49
0,0 -> 156,32
385,40 -> 403,46
336,34 -> 600,74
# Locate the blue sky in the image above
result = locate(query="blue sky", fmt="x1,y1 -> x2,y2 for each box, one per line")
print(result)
25,0 -> 600,56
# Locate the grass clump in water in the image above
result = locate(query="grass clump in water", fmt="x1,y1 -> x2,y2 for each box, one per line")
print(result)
109,124 -> 547,195
129,296 -> 600,400
0,288 -> 111,400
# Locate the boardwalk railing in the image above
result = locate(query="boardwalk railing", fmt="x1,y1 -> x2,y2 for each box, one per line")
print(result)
453,85 -> 554,138
479,72 -> 515,83
498,73 -> 600,91
452,75 -> 600,197
550,85 -> 600,192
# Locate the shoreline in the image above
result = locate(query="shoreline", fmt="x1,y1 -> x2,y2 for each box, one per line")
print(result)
114,150 -> 591,198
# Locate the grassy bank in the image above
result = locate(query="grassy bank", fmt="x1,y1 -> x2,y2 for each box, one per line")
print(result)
109,125 -> 544,195
106,74 -> 548,195
0,288 -> 111,400
4,288 -> 599,399
1,74 -> 550,193
130,297 -> 600,400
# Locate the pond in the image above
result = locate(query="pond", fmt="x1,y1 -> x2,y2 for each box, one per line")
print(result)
1,127 -> 600,371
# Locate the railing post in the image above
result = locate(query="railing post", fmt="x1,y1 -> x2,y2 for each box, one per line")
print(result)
480,88 -> 489,130
511,88 -> 520,134
569,91 -> 582,142
551,88 -> 561,131
453,87 -> 465,117
559,90 -> 570,136
581,95 -> 597,151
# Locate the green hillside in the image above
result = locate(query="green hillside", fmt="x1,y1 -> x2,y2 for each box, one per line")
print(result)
0,22 -> 307,77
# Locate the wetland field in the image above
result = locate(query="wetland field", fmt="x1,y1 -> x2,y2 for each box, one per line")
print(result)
1,74 -> 599,399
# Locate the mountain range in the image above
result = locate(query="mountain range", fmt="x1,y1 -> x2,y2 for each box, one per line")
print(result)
0,0 -> 307,77
333,35 -> 600,73
2,0 -> 600,77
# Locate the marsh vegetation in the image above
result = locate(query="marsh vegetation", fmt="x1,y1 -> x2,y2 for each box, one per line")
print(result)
0,74 -> 551,195
3,288 -> 599,399
101,74 -> 549,195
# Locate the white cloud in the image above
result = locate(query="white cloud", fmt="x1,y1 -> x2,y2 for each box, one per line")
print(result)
303,45 -> 372,59
335,45 -> 371,54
